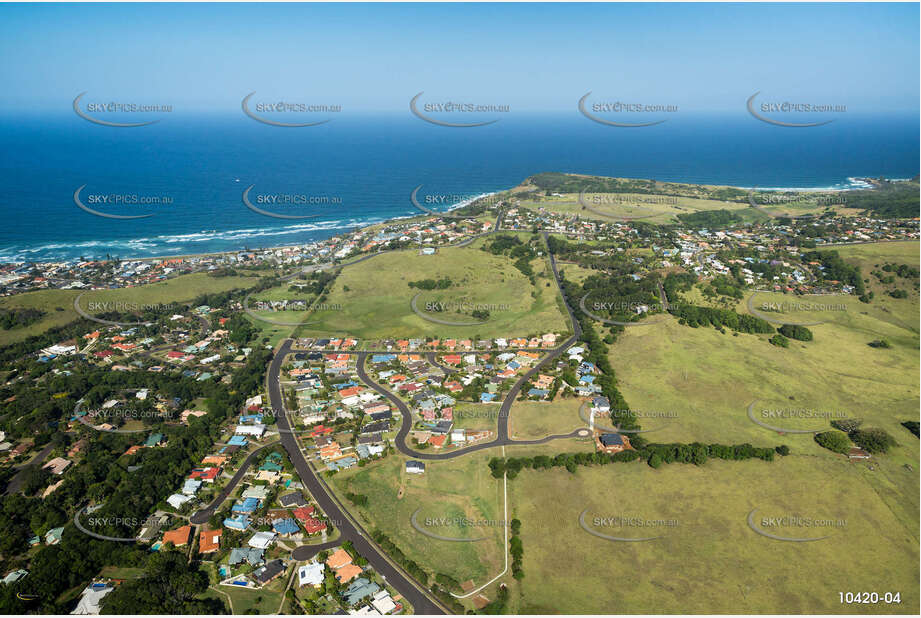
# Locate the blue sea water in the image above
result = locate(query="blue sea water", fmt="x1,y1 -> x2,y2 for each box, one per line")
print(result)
0,111 -> 917,263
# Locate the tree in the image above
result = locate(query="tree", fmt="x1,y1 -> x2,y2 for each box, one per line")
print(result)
769,334 -> 789,348
778,324 -> 813,342
647,453 -> 663,468
101,551 -> 226,614
850,427 -> 897,454
814,431 -> 851,454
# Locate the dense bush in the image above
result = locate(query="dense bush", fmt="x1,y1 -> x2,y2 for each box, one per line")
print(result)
814,430 -> 852,454
778,324 -> 813,341
850,427 -> 897,454
769,334 -> 789,347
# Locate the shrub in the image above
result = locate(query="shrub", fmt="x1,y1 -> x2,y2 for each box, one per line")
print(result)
814,430 -> 851,454
769,334 -> 789,348
830,418 -> 862,434
778,324 -> 813,341
850,427 -> 897,454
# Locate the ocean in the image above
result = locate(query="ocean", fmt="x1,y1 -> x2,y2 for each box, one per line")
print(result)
0,111 -> 917,263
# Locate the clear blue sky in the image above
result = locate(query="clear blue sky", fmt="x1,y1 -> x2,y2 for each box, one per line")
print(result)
0,2 -> 917,113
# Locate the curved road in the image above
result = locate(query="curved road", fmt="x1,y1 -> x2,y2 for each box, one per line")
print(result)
190,440 -> 282,525
269,340 -> 448,615
354,232 -> 588,461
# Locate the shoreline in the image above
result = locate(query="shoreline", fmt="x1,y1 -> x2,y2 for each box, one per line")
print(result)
0,177 -> 908,266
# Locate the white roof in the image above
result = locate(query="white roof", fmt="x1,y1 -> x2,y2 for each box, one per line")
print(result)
247,531 -> 276,549
71,585 -> 113,615
235,424 -> 266,436
371,590 -> 397,614
298,562 -> 324,587
166,493 -> 192,509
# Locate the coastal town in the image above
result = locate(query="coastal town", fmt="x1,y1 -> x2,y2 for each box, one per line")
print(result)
1,175 -> 918,615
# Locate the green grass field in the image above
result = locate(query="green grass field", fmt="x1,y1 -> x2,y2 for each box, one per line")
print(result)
0,272 -> 260,346
244,282 -> 322,347
505,455 -> 919,614
509,175 -> 856,224
596,241 -> 919,606
293,241 -> 570,339
451,403 -> 502,433
218,574 -> 288,614
327,452 -> 506,600
507,397 -> 585,439
515,191 -> 762,225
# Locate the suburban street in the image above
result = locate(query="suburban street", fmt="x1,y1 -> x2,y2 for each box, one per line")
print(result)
268,339 -> 448,615
353,235 -> 589,461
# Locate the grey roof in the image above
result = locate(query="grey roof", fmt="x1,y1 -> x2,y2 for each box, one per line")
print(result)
279,491 -> 305,507
599,433 -> 624,447
361,421 -> 389,434
228,547 -> 264,566
253,559 -> 285,584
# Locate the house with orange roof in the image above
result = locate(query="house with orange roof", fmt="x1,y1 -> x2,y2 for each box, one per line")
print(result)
162,525 -> 191,547
429,434 -> 447,449
199,529 -> 221,553
201,455 -> 227,466
534,374 -> 555,390
326,548 -> 353,570
188,467 -> 220,482
319,443 -> 343,460
335,563 -> 363,584
339,386 -> 363,399
181,409 -> 208,423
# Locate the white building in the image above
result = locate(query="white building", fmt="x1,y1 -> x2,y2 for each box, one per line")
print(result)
166,493 -> 192,509
247,531 -> 276,549
371,590 -> 397,614
298,562 -> 324,587
235,424 -> 266,437
71,585 -> 114,615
